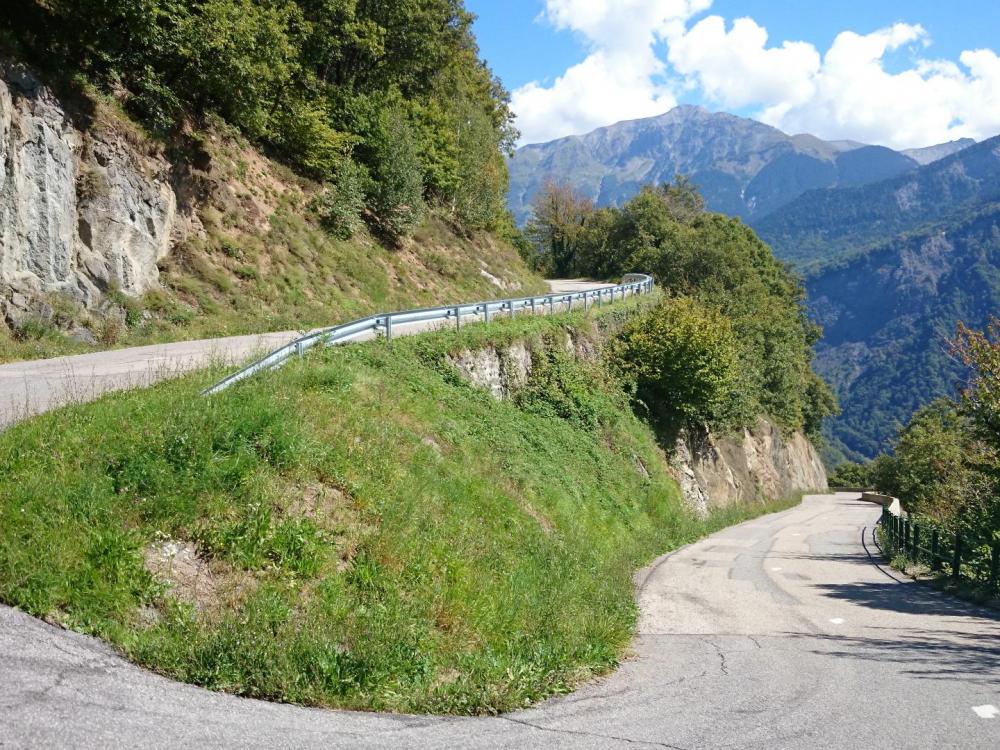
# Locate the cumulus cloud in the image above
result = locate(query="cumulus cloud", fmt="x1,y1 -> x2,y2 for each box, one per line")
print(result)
511,1 -> 1000,149
511,0 -> 711,144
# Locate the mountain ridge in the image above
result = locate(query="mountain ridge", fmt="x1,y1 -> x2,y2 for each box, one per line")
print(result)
753,134 -> 1000,271
508,106 -> 973,225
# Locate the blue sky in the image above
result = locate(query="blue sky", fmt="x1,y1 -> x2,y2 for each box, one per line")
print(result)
466,1 -> 1000,148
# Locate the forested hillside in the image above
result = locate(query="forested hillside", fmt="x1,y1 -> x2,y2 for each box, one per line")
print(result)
524,181 -> 836,440
808,203 -> 1000,461
7,0 -> 517,239
754,136 -> 1000,270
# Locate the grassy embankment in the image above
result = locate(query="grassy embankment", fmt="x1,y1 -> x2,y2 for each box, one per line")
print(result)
0,302 -> 797,713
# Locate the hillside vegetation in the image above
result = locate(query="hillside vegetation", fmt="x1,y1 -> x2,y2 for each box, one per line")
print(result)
9,0 -> 517,240
754,135 -> 1000,271
831,318 -> 1000,548
2,1 -> 542,363
525,180 -> 836,439
0,305 -> 795,713
809,203 -> 1000,461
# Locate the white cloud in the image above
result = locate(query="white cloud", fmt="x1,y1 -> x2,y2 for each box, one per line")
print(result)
511,1 -> 711,144
667,16 -> 820,111
511,3 -> 1000,150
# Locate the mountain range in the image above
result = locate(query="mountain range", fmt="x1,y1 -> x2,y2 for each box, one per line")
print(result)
507,106 -> 974,225
508,108 -> 999,463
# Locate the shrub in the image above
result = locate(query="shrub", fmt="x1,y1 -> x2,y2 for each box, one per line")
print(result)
365,105 -> 426,242
313,158 -> 368,240
611,297 -> 748,430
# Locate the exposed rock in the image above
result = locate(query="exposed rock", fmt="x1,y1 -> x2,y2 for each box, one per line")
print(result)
448,342 -> 533,400
0,61 -> 184,309
671,419 -> 827,514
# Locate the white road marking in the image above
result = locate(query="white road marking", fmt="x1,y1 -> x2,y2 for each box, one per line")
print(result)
771,567 -> 782,571
972,705 -> 999,719
829,618 -> 845,625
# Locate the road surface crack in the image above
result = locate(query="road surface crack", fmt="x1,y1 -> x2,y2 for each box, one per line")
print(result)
500,716 -> 690,749
700,637 -> 729,676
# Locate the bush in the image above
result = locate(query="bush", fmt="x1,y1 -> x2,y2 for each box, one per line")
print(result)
611,297 -> 749,430
313,158 -> 368,240
366,106 -> 426,242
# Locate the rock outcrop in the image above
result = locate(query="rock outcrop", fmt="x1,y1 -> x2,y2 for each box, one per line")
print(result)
671,420 -> 828,514
0,61 -> 185,327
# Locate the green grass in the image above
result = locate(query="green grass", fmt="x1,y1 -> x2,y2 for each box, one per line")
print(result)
0,209 -> 548,364
0,309 -> 798,714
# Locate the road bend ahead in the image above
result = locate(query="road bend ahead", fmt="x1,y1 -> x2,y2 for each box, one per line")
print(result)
2,493 -> 998,749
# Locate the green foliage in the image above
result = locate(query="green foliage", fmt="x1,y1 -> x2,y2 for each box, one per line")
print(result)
12,0 -> 517,237
312,157 -> 368,239
953,317 -> 1000,449
0,312 -> 796,713
541,180 -> 836,436
843,324 -> 1000,543
826,461 -> 874,488
612,297 -> 748,430
365,104 -> 426,241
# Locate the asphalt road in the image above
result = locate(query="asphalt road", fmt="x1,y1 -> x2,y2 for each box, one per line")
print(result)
2,493 -> 998,748
0,279 -> 607,428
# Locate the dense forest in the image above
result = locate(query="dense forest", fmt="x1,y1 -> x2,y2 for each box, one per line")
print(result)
831,318 -> 1000,544
4,0 -> 518,241
525,180 -> 837,438
753,134 -> 1000,272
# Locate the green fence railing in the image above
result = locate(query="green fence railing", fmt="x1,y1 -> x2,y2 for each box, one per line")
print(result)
879,507 -> 1000,594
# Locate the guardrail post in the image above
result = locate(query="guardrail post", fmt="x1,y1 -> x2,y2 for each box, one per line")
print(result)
484,303 -> 491,323
508,300 -> 515,318
584,292 -> 589,311
952,533 -> 962,580
384,315 -> 393,341
530,298 -> 536,315
991,543 -> 1000,592
454,306 -> 461,330
295,340 -> 305,357
548,296 -> 554,315
567,294 -> 573,312
931,529 -> 941,570
903,518 -> 910,556
912,523 -> 921,563
610,287 -> 615,303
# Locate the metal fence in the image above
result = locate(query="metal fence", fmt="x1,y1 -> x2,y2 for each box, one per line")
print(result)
879,506 -> 1000,593
203,274 -> 655,395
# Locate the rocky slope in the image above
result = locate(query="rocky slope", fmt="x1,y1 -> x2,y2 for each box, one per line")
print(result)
671,420 -> 827,514
0,61 -> 192,327
508,105 -> 926,224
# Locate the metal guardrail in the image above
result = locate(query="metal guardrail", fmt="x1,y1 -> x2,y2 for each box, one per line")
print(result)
879,505 -> 1000,593
203,274 -> 655,395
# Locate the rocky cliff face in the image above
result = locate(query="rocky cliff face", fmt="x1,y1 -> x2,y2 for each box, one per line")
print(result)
450,333 -> 827,512
671,420 -> 827,514
0,62 -> 190,328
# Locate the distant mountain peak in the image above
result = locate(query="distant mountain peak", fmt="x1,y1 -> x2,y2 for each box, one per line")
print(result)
901,138 -> 977,166
508,110 -> 918,224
